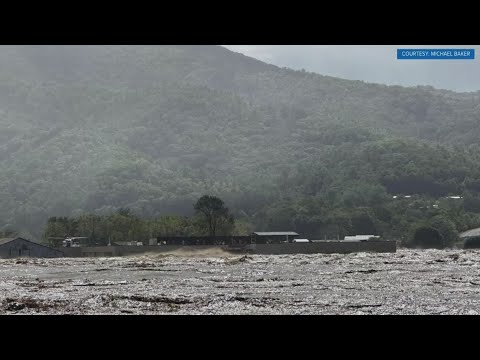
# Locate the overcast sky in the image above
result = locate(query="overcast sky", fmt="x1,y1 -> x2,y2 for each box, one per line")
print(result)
222,45 -> 480,93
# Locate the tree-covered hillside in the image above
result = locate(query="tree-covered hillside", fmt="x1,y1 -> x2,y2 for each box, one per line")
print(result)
0,45 -> 479,244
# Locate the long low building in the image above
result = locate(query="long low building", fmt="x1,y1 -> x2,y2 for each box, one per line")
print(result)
0,237 -> 64,258
252,232 -> 299,244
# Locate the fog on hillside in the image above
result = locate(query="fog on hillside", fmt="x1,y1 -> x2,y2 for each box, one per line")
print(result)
0,45 -> 479,251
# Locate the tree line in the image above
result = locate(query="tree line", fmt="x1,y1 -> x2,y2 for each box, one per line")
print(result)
42,195 -> 238,246
38,193 -> 478,249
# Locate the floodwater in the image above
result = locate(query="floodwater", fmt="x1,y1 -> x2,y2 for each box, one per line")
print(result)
1,249 -> 480,314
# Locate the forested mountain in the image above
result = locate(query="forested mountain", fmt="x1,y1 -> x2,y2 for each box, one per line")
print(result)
1,45 -> 480,244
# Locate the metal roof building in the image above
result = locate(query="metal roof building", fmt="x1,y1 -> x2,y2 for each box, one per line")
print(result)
251,232 -> 299,244
460,228 -> 480,238
0,237 -> 64,259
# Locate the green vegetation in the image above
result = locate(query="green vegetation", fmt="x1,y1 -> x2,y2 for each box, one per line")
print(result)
0,45 -> 479,248
410,226 -> 444,249
193,195 -> 234,239
43,198 -> 238,246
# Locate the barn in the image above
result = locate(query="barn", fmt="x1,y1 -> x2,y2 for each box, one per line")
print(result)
0,237 -> 64,258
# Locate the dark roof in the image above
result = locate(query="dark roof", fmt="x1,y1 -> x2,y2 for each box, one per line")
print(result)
0,237 -> 64,253
0,238 -> 18,245
253,232 -> 299,236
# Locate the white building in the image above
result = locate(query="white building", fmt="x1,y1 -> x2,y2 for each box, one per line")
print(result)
344,235 -> 379,241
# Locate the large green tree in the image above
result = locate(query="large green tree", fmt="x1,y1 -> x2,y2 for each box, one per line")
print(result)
193,195 -> 234,240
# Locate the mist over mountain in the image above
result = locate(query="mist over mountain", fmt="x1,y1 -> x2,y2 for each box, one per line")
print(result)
1,45 -> 480,242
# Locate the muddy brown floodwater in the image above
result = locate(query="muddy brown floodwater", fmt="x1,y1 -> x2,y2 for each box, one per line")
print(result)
1,249 -> 480,314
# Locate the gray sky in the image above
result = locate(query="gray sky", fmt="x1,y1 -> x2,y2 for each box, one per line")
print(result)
222,45 -> 480,93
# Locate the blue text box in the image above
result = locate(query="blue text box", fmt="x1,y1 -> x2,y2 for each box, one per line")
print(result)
397,48 -> 475,60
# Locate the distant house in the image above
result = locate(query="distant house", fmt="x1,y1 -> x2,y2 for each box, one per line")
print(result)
251,232 -> 299,244
0,237 -> 64,259
460,228 -> 480,249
